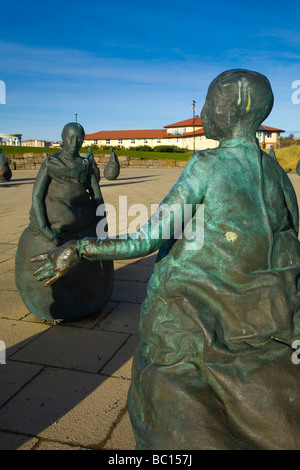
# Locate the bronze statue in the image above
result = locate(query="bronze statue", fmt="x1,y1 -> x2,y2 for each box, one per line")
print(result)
104,147 -> 120,180
86,146 -> 100,181
268,144 -> 277,160
31,71 -> 300,449
15,122 -> 114,321
0,148 -> 12,181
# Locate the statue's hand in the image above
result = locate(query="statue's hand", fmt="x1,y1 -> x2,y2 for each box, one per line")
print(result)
30,240 -> 81,287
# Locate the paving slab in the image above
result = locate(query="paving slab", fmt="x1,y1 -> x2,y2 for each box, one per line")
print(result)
0,360 -> 44,407
0,290 -> 30,319
101,334 -> 139,379
95,302 -> 141,335
111,280 -> 148,303
0,430 -> 39,450
10,324 -> 129,373
0,366 -> 132,449
0,318 -> 50,357
103,410 -> 136,450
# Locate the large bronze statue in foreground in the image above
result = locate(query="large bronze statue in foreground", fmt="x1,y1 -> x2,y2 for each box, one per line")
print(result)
15,122 -> 113,321
31,71 -> 300,449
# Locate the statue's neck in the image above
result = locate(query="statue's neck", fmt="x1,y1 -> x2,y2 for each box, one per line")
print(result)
218,135 -> 260,149
60,148 -> 80,161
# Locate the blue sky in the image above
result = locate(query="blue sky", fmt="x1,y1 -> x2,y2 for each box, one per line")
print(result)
0,0 -> 300,141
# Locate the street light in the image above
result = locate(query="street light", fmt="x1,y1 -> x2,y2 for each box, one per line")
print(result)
191,100 -> 196,153
75,113 -> 78,123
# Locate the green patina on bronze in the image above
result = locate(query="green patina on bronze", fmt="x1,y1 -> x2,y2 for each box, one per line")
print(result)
0,148 -> 12,181
15,122 -> 113,321
31,70 -> 300,449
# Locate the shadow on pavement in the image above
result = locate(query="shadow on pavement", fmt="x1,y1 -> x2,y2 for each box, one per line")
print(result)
0,255 -> 157,450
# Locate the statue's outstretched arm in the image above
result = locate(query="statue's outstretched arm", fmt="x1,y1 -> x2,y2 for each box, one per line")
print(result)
31,153 -> 205,286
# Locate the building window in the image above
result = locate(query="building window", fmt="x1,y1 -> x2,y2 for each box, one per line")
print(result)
118,139 -> 123,144
131,139 -> 136,144
257,132 -> 262,139
168,139 -> 172,144
156,139 -> 161,144
93,140 -> 98,145
176,138 -> 180,143
266,132 -> 273,138
144,139 -> 148,144
106,139 -> 110,145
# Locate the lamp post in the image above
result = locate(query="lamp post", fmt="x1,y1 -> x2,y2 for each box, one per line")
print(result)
191,100 -> 196,153
75,113 -> 78,123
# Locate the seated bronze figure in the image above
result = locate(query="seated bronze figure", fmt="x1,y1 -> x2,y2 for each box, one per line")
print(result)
15,122 -> 114,321
31,71 -> 300,449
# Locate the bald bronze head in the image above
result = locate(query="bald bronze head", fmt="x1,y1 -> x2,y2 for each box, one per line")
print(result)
61,122 -> 85,156
201,69 -> 274,142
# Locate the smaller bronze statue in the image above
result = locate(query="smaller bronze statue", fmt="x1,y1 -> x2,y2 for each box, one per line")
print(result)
0,148 -> 12,181
104,147 -> 120,180
268,145 -> 277,160
86,147 -> 100,181
15,122 -> 114,321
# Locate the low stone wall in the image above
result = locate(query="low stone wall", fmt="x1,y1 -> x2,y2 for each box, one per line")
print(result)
6,153 -> 188,170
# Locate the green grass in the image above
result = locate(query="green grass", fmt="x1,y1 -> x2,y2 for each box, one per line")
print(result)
1,146 -> 193,161
116,150 -> 192,161
274,145 -> 300,172
1,146 -> 59,155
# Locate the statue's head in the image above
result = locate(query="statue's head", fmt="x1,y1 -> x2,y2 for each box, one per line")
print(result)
201,69 -> 274,141
61,122 -> 85,153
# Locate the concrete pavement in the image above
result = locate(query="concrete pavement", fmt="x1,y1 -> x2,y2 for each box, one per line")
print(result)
0,168 -> 299,450
0,167 -> 182,450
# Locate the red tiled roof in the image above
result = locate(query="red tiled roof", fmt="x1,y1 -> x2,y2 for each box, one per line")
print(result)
164,117 -> 203,128
258,125 -> 285,133
85,129 -> 167,139
84,119 -> 284,140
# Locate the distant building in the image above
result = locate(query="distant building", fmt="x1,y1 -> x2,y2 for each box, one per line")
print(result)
50,142 -> 62,148
256,125 -> 285,149
0,133 -> 22,146
83,117 -> 284,150
21,140 -> 51,147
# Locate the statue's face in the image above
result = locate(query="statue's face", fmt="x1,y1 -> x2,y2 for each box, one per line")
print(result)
62,125 -> 84,153
201,84 -> 229,141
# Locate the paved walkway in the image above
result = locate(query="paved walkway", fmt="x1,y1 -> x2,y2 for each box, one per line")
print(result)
0,168 -> 299,450
0,167 -> 182,450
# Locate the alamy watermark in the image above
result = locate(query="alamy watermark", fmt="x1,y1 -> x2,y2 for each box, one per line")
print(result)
0,80 -> 6,104
0,340 -> 6,364
291,340 -> 300,365
96,196 -> 205,251
292,80 -> 300,104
